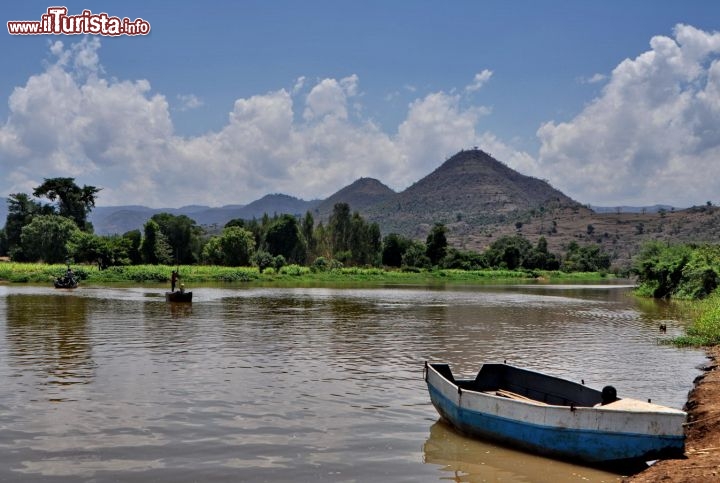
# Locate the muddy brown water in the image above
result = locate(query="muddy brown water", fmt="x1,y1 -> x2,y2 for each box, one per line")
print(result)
0,283 -> 706,482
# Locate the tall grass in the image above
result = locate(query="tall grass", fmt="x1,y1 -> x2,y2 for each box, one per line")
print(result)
0,263 -> 262,284
0,262 -> 613,286
673,292 -> 720,347
90,265 -> 263,283
0,262 -> 72,283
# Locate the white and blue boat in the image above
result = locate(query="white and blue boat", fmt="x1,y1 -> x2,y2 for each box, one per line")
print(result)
425,362 -> 686,464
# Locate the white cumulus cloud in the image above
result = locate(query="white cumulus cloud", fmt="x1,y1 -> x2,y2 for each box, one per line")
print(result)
396,92 -> 492,185
465,69 -> 493,92
0,40 -> 503,208
538,24 -> 720,206
303,75 -> 359,121
177,94 -> 204,111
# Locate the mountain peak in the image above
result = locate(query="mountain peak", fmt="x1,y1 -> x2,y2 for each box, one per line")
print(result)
431,148 -> 524,180
360,149 -> 586,236
401,149 -> 580,211
342,177 -> 395,196
315,177 -> 395,217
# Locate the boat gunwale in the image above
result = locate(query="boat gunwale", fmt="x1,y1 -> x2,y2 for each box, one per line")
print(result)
426,362 -> 686,416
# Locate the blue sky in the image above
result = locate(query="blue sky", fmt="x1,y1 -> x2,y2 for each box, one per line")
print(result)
2,1 -> 720,208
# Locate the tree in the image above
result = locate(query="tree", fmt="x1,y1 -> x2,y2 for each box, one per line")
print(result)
313,221 -> 332,259
563,241 -> 611,273
426,223 -> 448,266
402,241 -> 431,269
348,213 -> 381,266
0,228 -> 7,256
219,226 -> 255,266
123,230 -> 143,264
141,219 -> 173,264
679,245 -> 720,299
20,215 -> 80,263
32,177 -> 100,231
68,232 -> 131,269
525,236 -> 560,270
366,222 -> 382,265
4,193 -> 54,260
225,218 -> 246,229
265,214 -> 306,264
150,213 -> 203,264
382,233 -> 411,267
632,242 -> 693,298
200,236 -> 224,265
252,250 -> 274,272
329,203 -> 352,254
485,235 -> 533,270
442,248 -> 487,270
302,211 -> 316,261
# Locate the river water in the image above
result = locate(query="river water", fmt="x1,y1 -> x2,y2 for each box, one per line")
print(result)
0,282 -> 706,482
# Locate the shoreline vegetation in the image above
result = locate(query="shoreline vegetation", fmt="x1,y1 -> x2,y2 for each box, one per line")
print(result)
671,291 -> 720,347
0,262 -> 612,285
632,241 -> 720,348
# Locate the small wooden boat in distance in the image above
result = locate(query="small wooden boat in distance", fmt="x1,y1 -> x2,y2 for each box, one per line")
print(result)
425,361 -> 686,465
54,277 -> 78,289
165,290 -> 192,303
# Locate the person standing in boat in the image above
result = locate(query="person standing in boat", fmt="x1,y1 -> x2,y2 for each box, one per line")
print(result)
171,270 -> 179,292
66,265 -> 74,282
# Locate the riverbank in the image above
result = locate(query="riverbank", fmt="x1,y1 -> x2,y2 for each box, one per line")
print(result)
625,346 -> 720,482
0,262 -> 612,285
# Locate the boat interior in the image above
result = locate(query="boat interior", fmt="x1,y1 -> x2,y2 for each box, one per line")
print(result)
431,363 -> 605,408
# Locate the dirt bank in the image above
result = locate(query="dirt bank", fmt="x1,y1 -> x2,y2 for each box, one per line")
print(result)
624,346 -> 720,482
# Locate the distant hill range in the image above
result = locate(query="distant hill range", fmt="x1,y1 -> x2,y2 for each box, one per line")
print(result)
2,149 -> 719,267
89,194 -> 320,235
590,205 -> 677,214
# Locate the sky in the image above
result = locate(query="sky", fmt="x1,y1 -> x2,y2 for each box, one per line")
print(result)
1,1 -> 720,208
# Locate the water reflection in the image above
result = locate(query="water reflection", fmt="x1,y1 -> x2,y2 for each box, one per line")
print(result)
143,301 -> 199,353
423,421 -> 625,482
167,302 -> 193,319
5,293 -> 94,389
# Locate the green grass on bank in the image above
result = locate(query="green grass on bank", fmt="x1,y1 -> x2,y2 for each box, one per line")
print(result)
0,263 -> 262,284
673,291 -> 720,347
0,262 -> 612,285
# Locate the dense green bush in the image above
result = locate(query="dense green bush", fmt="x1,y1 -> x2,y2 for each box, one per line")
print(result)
632,242 -> 718,299
673,291 -> 720,346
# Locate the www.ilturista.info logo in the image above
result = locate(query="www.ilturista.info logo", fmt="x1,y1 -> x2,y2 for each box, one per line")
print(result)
7,7 -> 150,36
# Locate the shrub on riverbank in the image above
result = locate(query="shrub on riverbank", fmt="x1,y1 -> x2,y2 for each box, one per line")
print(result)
631,242 -> 720,347
633,242 -> 720,299
674,291 -> 720,347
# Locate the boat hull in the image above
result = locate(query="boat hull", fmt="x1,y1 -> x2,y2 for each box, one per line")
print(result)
54,278 -> 78,289
165,291 -> 192,303
425,363 -> 685,464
